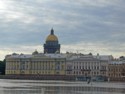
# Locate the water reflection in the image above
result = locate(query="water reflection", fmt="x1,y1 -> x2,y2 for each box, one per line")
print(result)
3,89 -> 43,94
2,86 -> 125,94
0,80 -> 125,94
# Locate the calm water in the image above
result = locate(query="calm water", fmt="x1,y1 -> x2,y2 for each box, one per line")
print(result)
0,79 -> 125,94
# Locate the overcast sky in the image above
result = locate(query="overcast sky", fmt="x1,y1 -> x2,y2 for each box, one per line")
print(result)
0,0 -> 125,60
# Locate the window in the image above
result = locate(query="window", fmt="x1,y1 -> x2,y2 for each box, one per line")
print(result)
77,66 -> 78,69
97,66 -> 99,70
94,66 -> 96,70
74,66 -> 75,69
74,71 -> 75,74
80,66 -> 81,69
61,65 -> 64,70
82,66 -> 84,69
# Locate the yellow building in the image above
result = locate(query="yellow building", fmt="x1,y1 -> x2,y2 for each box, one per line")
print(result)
5,52 -> 66,76
5,29 -> 66,76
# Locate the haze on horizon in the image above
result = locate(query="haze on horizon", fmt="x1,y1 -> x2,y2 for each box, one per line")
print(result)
0,0 -> 125,60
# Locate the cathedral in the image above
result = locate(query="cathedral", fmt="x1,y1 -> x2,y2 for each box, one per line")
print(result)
44,28 -> 60,54
5,28 -> 109,81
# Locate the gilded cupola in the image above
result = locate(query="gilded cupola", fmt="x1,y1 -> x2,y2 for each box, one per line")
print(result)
46,28 -> 58,42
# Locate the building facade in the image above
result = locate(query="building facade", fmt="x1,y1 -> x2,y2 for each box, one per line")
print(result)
5,28 -> 125,81
66,54 -> 108,77
5,53 -> 66,76
108,60 -> 125,81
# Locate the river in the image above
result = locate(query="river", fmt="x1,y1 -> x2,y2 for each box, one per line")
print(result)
0,79 -> 125,94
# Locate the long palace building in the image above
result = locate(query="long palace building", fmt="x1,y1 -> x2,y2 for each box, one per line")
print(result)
5,29 -> 125,81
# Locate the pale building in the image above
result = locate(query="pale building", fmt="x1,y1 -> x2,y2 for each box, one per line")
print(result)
66,54 -> 108,77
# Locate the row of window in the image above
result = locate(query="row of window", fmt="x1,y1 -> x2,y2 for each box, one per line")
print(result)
109,74 -> 121,77
67,71 -> 104,75
7,64 -> 106,71
6,64 -> 64,70
6,70 -> 105,76
6,71 -> 53,74
109,69 -> 123,72
7,61 -> 64,63
6,71 -> 64,75
72,62 -> 100,64
67,66 -> 101,70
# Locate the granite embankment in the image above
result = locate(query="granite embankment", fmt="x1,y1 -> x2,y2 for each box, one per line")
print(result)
0,75 -> 75,80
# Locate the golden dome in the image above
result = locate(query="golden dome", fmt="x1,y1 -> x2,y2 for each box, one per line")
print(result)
46,35 -> 58,41
46,29 -> 58,41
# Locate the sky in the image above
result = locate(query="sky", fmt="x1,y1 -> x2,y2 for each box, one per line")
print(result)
0,0 -> 125,60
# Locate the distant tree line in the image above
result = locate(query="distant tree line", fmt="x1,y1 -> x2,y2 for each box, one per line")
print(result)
0,59 -> 5,75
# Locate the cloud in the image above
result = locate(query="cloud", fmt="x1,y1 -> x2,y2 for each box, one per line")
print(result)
0,0 -> 125,60
61,42 -> 125,58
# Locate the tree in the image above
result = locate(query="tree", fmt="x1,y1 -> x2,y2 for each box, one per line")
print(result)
88,53 -> 92,55
120,56 -> 124,58
0,59 -> 5,75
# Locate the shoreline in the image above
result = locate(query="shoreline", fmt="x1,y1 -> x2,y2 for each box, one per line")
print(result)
0,75 -> 125,82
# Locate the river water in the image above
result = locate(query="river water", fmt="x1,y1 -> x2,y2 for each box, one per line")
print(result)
0,79 -> 125,94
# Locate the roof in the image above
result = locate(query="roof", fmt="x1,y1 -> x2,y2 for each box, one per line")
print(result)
6,54 -> 32,59
6,53 -> 66,59
67,55 -> 100,61
94,55 -> 113,61
46,29 -> 58,42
